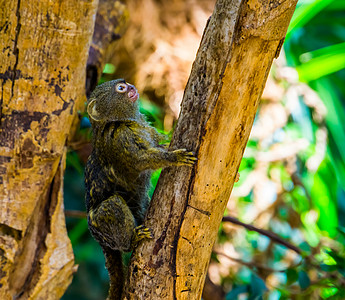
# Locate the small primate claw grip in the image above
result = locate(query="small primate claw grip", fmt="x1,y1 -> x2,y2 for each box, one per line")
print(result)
173,149 -> 197,166
131,225 -> 153,248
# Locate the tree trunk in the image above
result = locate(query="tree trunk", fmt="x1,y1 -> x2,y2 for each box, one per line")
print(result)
0,1 -> 98,299
124,0 -> 298,299
86,0 -> 128,97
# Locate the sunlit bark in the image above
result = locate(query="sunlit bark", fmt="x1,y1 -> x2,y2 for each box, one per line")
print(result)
0,1 -> 97,298
124,0 -> 298,299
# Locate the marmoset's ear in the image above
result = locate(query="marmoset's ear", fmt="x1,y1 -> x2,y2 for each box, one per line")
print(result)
87,99 -> 102,122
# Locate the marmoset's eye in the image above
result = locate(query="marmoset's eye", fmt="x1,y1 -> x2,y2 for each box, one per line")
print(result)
115,83 -> 128,93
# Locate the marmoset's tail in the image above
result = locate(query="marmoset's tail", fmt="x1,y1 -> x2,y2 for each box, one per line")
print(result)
103,247 -> 124,300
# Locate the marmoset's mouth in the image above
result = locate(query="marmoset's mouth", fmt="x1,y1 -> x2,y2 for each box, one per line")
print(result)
127,85 -> 139,102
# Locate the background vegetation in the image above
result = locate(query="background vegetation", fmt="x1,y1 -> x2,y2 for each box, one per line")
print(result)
62,0 -> 345,299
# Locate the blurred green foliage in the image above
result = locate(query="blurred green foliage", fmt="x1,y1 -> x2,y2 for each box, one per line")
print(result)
62,1 -> 345,299
286,0 -> 345,248
218,0 -> 345,298
285,0 -> 345,192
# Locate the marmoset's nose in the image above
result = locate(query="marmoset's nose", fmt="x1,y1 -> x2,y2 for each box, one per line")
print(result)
127,83 -> 139,102
127,84 -> 136,92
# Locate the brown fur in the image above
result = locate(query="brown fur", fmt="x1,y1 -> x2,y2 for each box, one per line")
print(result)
84,79 -> 196,299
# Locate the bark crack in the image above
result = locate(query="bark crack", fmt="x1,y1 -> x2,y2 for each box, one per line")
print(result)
171,167 -> 197,299
10,0 -> 22,103
152,193 -> 176,257
0,80 -> 4,126
181,236 -> 193,247
187,204 -> 211,217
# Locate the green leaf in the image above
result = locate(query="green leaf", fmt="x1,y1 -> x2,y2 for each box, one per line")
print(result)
292,186 -> 310,213
300,212 -> 321,246
300,42 -> 345,61
327,250 -> 345,268
297,48 -> 345,82
298,270 -> 311,290
286,268 -> 299,285
311,158 -> 338,236
299,241 -> 311,254
312,78 -> 345,190
287,0 -> 336,40
226,285 -> 248,300
321,287 -> 339,299
249,274 -> 267,298
102,63 -> 116,74
320,263 -> 337,272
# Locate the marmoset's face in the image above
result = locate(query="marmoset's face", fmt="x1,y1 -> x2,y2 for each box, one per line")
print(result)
114,80 -> 139,103
87,79 -> 140,123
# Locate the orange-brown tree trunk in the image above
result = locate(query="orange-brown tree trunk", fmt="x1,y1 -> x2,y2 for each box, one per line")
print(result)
0,1 -> 98,298
124,0 -> 298,299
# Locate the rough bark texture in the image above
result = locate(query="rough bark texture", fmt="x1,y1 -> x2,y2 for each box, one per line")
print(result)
0,0 -> 98,299
86,0 -> 128,97
124,0 -> 298,299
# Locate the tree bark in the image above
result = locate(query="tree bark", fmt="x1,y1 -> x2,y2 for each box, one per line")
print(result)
86,0 -> 128,97
124,0 -> 298,299
0,1 -> 98,299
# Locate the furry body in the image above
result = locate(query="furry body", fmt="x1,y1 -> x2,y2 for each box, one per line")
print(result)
84,79 -> 195,299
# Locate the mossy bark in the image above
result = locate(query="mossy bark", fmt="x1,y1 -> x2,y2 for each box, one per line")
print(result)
0,0 -> 98,299
124,0 -> 298,299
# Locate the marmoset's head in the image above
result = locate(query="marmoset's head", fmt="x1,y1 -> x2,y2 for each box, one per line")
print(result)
87,79 -> 140,123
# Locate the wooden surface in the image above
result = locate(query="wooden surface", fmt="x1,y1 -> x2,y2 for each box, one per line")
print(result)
0,0 -> 98,298
124,0 -> 298,299
86,0 -> 128,96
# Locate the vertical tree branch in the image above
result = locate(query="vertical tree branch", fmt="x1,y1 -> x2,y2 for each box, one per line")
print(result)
0,1 -> 98,298
124,0 -> 298,299
86,0 -> 128,96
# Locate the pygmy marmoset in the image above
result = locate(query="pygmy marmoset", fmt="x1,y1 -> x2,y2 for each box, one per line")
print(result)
84,79 -> 196,300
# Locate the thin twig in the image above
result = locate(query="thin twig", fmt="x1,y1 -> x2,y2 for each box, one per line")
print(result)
213,250 -> 285,273
222,215 -> 302,255
65,210 -> 87,218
